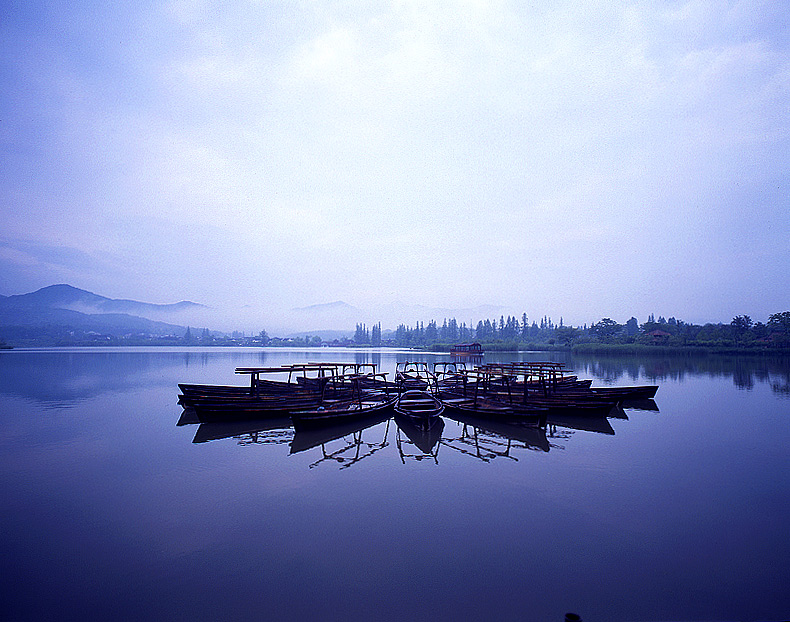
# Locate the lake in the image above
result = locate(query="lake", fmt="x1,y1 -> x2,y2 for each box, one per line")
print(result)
1,347 -> 788,622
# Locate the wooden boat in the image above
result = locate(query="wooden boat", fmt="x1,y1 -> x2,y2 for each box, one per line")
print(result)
510,398 -> 616,417
182,364 -> 346,400
178,382 -> 314,406
395,362 -> 437,391
182,370 -> 392,423
438,392 -> 546,427
450,343 -> 484,357
183,388 -> 324,418
440,372 -> 617,417
178,365 -> 330,405
588,385 -> 659,400
394,390 -> 444,425
290,391 -> 396,431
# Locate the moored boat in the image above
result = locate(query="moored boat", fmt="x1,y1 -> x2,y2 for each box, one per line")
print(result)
438,392 -> 546,427
588,385 -> 659,400
450,342 -> 484,357
395,361 -> 437,391
290,391 -> 396,431
394,390 -> 444,427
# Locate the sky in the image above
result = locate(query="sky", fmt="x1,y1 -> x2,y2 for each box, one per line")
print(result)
1,0 -> 788,332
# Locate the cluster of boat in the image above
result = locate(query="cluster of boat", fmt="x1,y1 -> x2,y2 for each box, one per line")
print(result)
178,361 -> 658,433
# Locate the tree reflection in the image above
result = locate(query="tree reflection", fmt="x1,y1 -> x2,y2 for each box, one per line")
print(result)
570,352 -> 790,395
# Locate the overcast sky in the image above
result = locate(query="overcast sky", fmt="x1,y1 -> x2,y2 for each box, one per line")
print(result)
1,0 -> 788,329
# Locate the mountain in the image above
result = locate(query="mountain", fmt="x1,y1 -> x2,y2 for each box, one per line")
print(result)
0,285 -> 201,340
5,284 -> 206,319
0,284 -> 515,340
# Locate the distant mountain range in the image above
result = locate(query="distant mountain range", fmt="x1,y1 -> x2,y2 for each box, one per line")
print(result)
0,284 -> 202,339
0,284 -> 509,341
4,284 -> 205,317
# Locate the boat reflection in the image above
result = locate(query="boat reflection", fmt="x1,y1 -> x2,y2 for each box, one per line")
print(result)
192,417 -> 293,444
290,414 -> 391,470
177,393 -> 652,466
441,412 -> 551,461
546,412 -> 615,435
177,407 -> 201,426
394,414 -> 444,464
621,398 -> 659,411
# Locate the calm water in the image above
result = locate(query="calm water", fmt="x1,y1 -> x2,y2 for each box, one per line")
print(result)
1,347 -> 788,622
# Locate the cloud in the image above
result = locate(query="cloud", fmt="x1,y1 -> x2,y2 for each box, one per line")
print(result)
1,0 -> 788,327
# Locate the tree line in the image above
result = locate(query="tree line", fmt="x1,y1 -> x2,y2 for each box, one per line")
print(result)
21,311 -> 786,350
351,311 -> 790,350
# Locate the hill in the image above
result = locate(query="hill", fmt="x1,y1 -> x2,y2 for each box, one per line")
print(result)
4,284 -> 205,318
0,285 -> 200,343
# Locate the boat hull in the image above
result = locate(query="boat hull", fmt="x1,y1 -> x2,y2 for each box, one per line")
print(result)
290,395 -> 397,432
394,390 -> 445,426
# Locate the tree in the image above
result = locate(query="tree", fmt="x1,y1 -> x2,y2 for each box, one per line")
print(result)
768,311 -> 790,334
425,320 -> 438,344
591,318 -> 622,339
625,317 -> 639,336
448,318 -> 458,342
555,326 -> 578,346
354,323 -> 369,344
731,315 -> 753,333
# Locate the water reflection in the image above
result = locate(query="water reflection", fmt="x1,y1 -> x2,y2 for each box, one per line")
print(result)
394,414 -> 444,463
179,404 -> 653,467
546,413 -> 615,435
620,398 -> 659,411
2,348 -> 788,406
294,416 -> 391,470
441,417 -> 551,462
192,417 -> 293,445
569,352 -> 790,395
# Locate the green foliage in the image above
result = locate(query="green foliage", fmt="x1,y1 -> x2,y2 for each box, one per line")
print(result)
590,318 -> 622,340
731,315 -> 753,333
555,326 -> 578,345
768,311 -> 790,334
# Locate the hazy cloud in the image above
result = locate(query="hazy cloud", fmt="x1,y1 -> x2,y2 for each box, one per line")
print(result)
1,0 -> 788,330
